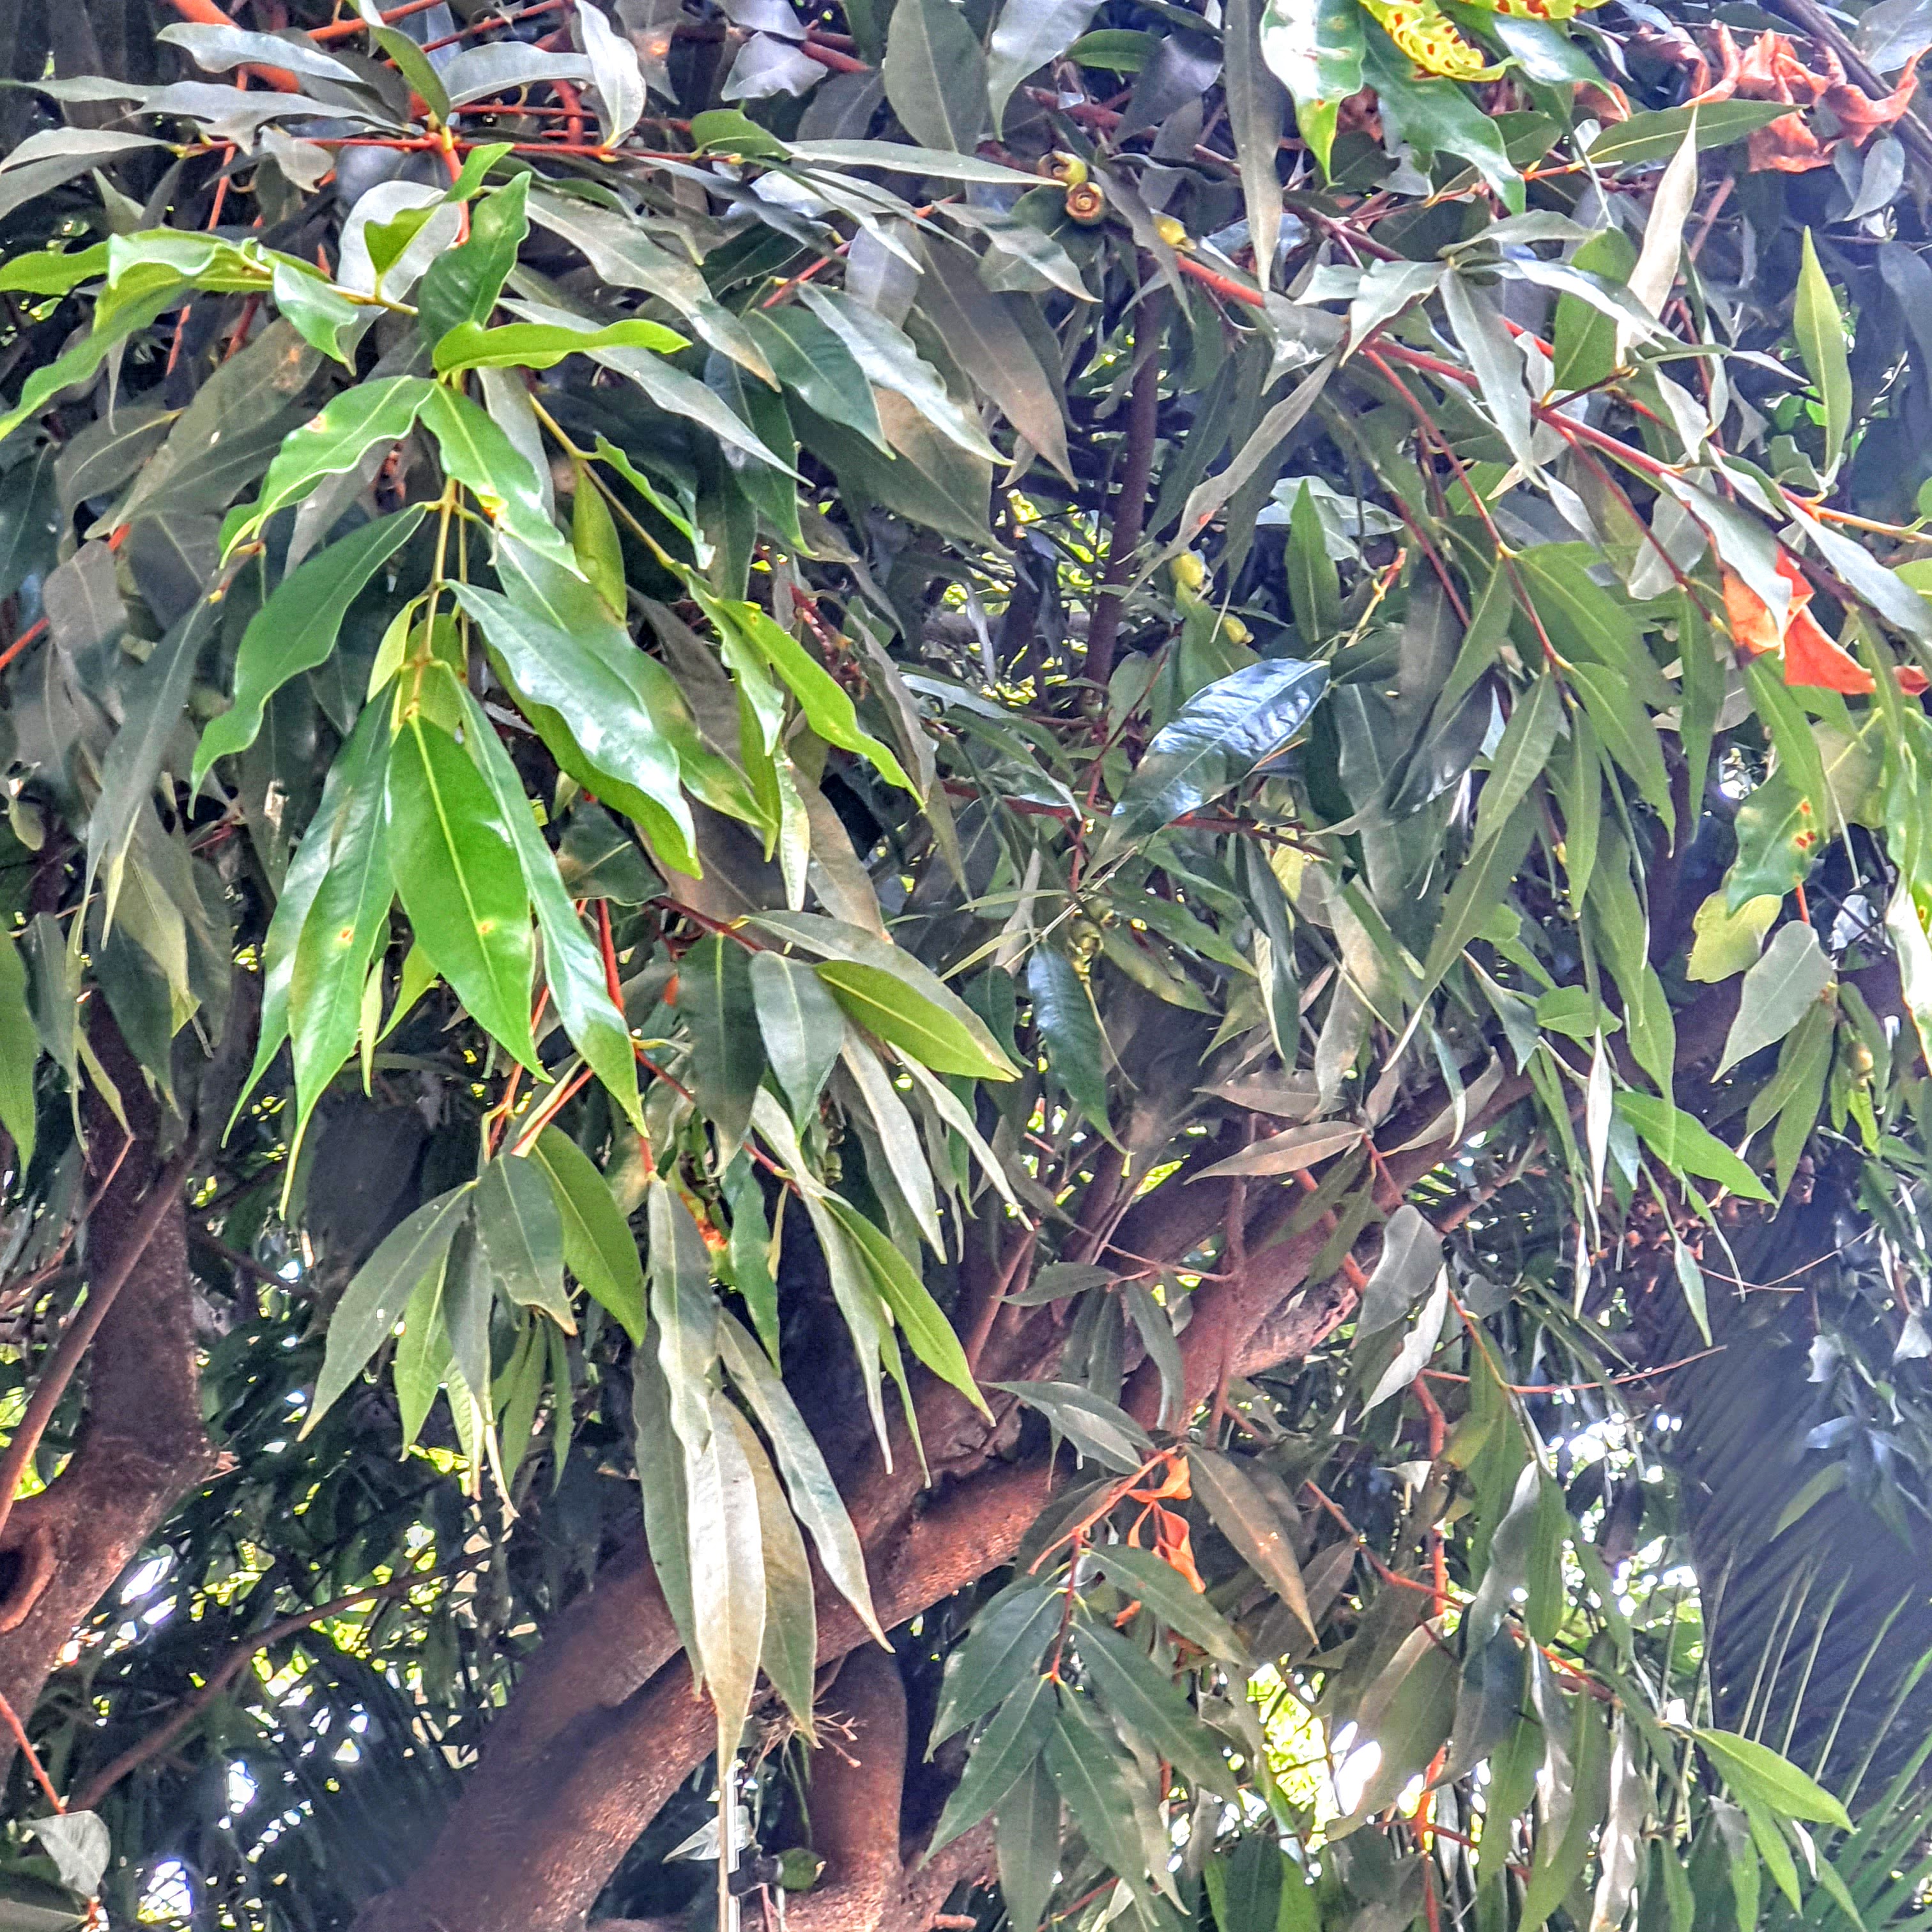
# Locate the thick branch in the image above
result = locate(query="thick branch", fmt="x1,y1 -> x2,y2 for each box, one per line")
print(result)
0,1019 -> 219,1782
352,1457 -> 1054,1932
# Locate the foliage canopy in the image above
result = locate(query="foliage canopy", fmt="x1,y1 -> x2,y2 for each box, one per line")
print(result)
7,0 -> 1932,1929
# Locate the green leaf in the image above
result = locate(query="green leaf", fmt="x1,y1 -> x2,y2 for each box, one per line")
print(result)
824,1195 -> 988,1413
1550,227 -> 1637,395
632,1331 -> 697,1653
731,1402 -> 816,1731
722,1157 -> 781,1361
1075,1617 -> 1232,1796
1473,675 -> 1562,850
270,258 -> 369,368
1673,1236 -> 1711,1346
510,295 -> 790,471
1728,770 -> 1821,910
1027,948 -> 1110,1136
528,1126 -> 645,1340
717,1310 -> 883,1641
684,1386 -> 768,1742
387,696 -> 539,1071
461,687 -> 643,1131
678,935 -> 765,1154
1088,1544 -> 1241,1660
0,932 -> 37,1170
1258,0 -> 1363,173
1045,1692 -> 1159,1893
992,1379 -> 1154,1472
743,307 -> 889,450
1363,30 -> 1521,212
926,1672 -> 1054,1853
0,286 -> 180,447
997,1752 -> 1061,1932
1686,891 -> 1780,983
931,1581 -> 1062,1742
474,1152 -> 572,1329
1188,1446 -> 1315,1641
1585,100 -> 1794,165
1107,659 -> 1329,848
393,1264 -> 449,1451
882,0 -> 988,153
703,593 -> 912,792
1567,663 -> 1672,826
1715,920 -> 1834,1078
749,950 -> 843,1124
448,581 -> 698,876
417,172 -> 530,351
1794,229 -> 1852,471
914,245 -> 1073,481
797,286 -> 1002,465
1694,1729 -> 1853,1830
1225,0 -> 1287,282
304,1186 -> 474,1432
986,0 -> 1100,132
1206,1838 -> 1285,1932
1284,480 -> 1340,643
1418,795 -> 1538,993
420,382 -> 574,569
195,507 -> 427,785
233,376 -> 435,540
431,315 -> 689,374
750,913 -> 1018,1082
368,20 -> 451,118
1614,1092 -> 1773,1201
288,707 -> 393,1142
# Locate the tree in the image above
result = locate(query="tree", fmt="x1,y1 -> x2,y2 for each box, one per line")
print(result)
3,0 -> 1932,1925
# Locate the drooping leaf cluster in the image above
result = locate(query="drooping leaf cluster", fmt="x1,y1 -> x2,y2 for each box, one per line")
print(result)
8,0 -> 1932,1928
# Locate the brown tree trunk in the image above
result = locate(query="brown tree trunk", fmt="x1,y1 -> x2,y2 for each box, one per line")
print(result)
0,1018 -> 218,1788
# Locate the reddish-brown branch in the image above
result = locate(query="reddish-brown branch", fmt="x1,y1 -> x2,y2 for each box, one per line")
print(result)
1084,296 -> 1164,692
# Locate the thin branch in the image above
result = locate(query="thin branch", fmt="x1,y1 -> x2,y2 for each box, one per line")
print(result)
70,1563 -> 472,1812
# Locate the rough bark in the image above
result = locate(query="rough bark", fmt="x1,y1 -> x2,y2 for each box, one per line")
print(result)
0,1019 -> 217,1782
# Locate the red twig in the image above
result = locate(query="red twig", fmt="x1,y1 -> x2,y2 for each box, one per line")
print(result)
0,1685 -> 63,1813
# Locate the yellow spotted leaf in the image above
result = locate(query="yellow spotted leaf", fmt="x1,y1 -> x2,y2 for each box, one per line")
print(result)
1360,0 -> 1496,77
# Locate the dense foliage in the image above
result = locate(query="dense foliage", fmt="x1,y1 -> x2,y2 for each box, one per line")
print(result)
9,0 -> 1932,1928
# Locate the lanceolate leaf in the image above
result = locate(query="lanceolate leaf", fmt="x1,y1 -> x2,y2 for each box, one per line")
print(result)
233,377 -> 435,540
931,1581 -> 1062,1743
1027,947 -> 1110,1135
449,581 -> 698,876
1614,1092 -> 1773,1201
678,935 -> 765,1154
461,687 -> 643,1131
0,933 -> 36,1169
305,1186 -> 475,1432
288,711 -> 393,1142
197,507 -> 426,785
1715,920 -> 1834,1078
386,698 -> 540,1072
986,0 -> 1101,132
684,1386 -> 768,1741
1794,229 -> 1853,473
749,949 -> 843,1123
751,913 -> 1019,1081
473,1152 -> 572,1329
523,1135 -> 641,1342
1106,659 -> 1330,847
717,1311 -> 883,1641
882,0 -> 988,153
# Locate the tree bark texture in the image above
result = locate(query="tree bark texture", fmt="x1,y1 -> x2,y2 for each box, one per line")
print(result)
0,1018 -> 217,1782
